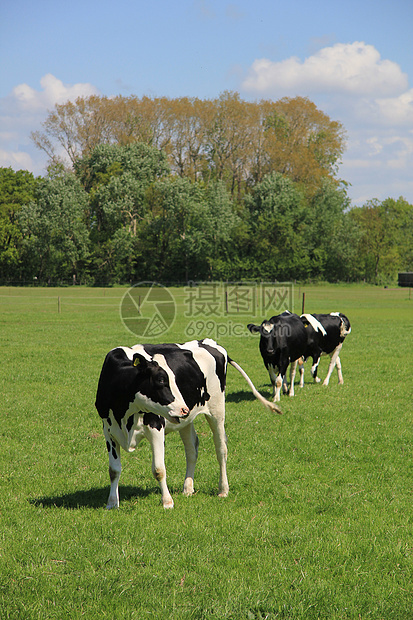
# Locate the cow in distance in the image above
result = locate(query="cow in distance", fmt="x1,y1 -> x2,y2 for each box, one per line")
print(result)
247,311 -> 307,402
292,312 -> 352,387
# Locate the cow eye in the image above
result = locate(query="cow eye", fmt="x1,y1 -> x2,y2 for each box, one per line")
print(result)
157,376 -> 166,386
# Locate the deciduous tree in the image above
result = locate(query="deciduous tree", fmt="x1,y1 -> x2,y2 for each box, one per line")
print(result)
260,97 -> 346,192
350,196 -> 413,283
0,167 -> 38,279
19,171 -> 89,281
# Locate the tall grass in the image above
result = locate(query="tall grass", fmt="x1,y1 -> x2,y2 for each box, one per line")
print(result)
0,284 -> 412,619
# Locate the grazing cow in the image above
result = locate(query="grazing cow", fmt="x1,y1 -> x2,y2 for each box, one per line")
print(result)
95,338 -> 281,509
292,312 -> 352,387
247,311 -> 307,402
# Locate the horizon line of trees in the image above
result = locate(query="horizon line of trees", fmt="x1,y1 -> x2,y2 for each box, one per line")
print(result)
0,92 -> 412,286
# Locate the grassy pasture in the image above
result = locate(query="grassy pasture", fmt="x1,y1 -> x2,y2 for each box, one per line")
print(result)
0,284 -> 412,619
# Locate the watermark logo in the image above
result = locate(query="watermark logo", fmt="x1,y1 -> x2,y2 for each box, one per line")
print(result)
120,281 -> 293,339
120,282 -> 176,338
183,282 -> 293,339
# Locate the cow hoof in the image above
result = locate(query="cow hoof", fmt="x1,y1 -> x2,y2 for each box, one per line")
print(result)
163,498 -> 174,509
315,377 -> 321,383
183,481 -> 195,496
106,502 -> 119,510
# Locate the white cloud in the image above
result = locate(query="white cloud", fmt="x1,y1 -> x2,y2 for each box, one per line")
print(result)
0,148 -> 32,170
242,41 -> 408,98
0,74 -> 99,175
374,89 -> 413,125
241,41 -> 413,205
10,74 -> 99,112
339,130 -> 413,204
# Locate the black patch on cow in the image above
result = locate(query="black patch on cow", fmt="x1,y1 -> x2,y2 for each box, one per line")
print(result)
143,412 -> 165,431
199,340 -> 226,392
111,446 -> 118,459
106,441 -> 111,453
126,414 -> 134,432
143,343 -> 210,410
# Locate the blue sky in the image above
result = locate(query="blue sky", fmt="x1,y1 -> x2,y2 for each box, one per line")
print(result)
1,0 -> 412,205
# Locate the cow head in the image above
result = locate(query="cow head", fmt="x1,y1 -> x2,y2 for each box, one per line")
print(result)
132,353 -> 190,423
248,320 -> 277,355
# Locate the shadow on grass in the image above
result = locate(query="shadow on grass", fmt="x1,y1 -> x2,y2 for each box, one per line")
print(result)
226,388 -> 272,403
30,483 -> 222,509
29,485 -> 155,510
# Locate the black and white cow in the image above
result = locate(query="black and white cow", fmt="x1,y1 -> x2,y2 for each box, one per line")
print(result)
292,312 -> 352,387
247,311 -> 307,402
95,338 -> 281,509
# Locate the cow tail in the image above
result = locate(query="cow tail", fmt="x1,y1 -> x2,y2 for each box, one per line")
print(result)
228,358 -> 282,415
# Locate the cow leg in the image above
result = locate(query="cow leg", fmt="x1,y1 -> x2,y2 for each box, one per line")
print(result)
276,358 -> 290,401
311,356 -> 322,383
298,358 -> 305,387
323,343 -> 343,386
267,364 -> 278,400
104,426 -> 121,510
205,414 -> 229,498
268,363 -> 283,401
179,423 -> 199,496
273,373 -> 283,402
289,361 -> 297,396
335,355 -> 344,384
144,424 -> 174,509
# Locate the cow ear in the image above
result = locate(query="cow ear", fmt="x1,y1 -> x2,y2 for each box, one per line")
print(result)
132,353 -> 148,369
247,323 -> 261,334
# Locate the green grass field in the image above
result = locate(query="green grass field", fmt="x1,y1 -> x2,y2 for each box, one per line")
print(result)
0,284 -> 412,619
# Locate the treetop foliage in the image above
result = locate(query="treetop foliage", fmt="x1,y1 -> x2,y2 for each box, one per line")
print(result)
0,92 -> 411,285
31,92 -> 346,197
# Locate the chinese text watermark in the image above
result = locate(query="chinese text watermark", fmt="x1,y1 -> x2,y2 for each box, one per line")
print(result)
120,281 -> 294,340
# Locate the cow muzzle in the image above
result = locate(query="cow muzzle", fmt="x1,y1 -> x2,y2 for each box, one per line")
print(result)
169,406 -> 190,424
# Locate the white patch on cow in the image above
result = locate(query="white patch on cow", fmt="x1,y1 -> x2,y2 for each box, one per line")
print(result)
120,344 -> 151,361
262,322 -> 274,334
301,313 -> 327,336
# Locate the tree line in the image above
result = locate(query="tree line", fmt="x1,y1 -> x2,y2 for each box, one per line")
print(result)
0,92 -> 412,285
